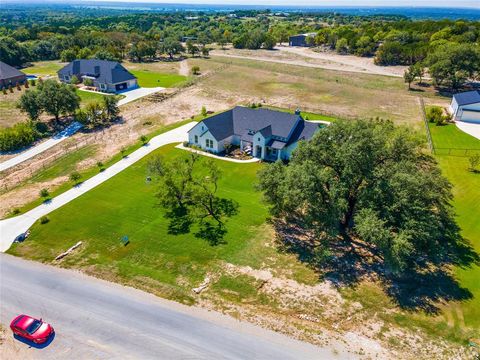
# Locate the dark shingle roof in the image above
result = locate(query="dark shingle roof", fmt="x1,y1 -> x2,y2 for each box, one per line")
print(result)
202,107 -> 301,141
0,61 -> 25,80
58,59 -> 136,84
453,91 -> 480,106
287,120 -> 321,146
200,106 -> 321,145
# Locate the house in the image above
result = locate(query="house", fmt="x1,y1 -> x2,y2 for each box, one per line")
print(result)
188,107 -> 322,161
57,59 -> 138,93
0,61 -> 26,89
289,33 -> 317,47
449,90 -> 480,124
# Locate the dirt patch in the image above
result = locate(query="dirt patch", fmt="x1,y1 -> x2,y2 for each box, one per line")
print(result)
211,46 -> 407,78
178,59 -> 190,76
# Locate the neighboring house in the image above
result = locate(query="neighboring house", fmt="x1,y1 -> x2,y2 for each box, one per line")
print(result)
188,106 -> 322,161
57,59 -> 138,93
449,90 -> 480,124
289,33 -> 317,47
0,61 -> 26,89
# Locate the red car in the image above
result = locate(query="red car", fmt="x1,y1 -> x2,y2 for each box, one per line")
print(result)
10,314 -> 54,344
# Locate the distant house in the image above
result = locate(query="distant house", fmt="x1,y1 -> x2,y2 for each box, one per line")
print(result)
289,33 -> 317,47
450,90 -> 480,124
57,59 -> 138,93
188,106 -> 322,161
182,36 -> 198,42
0,61 -> 26,89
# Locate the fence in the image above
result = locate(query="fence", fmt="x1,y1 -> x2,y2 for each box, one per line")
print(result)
419,96 -> 434,154
433,147 -> 480,157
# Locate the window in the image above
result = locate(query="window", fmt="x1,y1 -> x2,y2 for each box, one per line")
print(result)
258,137 -> 261,141
202,126 -> 204,131
26,320 -> 42,335
194,135 -> 198,143
206,139 -> 213,148
64,75 -> 70,82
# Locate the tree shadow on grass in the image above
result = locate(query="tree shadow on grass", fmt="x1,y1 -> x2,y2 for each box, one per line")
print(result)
272,217 -> 479,314
164,207 -> 194,235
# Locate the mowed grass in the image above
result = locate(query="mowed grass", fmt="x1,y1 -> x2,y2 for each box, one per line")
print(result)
429,123 -> 480,331
22,60 -> 64,77
8,144 -> 299,303
129,70 -> 187,88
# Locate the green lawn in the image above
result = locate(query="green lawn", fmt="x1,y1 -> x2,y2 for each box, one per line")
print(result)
7,145 -> 279,303
428,123 -> 480,331
130,70 -> 187,88
429,122 -> 480,156
22,61 -> 64,77
76,90 -> 124,107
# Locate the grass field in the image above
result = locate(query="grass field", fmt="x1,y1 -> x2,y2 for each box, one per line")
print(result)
8,145 -> 298,303
427,123 -> 480,332
129,70 -> 187,88
22,61 -> 64,77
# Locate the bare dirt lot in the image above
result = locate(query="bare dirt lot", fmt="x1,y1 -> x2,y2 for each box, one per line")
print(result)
211,46 -> 407,78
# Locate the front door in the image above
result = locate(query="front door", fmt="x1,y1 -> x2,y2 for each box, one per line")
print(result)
255,145 -> 262,158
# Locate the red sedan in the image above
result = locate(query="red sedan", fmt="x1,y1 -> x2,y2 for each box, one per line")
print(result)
10,314 -> 54,344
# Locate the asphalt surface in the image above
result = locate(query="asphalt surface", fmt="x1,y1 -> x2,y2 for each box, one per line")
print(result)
0,254 -> 352,359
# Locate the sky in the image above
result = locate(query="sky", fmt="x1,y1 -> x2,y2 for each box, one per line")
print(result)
79,0 -> 480,8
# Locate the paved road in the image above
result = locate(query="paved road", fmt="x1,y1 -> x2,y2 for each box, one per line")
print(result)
0,122 -> 196,252
0,254 -> 350,359
0,122 -> 83,173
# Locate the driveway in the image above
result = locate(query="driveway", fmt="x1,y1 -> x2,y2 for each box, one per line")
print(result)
0,254 -> 352,359
455,121 -> 480,141
0,122 -> 83,173
0,122 -> 196,252
118,86 -> 165,106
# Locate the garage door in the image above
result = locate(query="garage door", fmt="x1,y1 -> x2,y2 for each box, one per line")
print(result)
460,110 -> 480,124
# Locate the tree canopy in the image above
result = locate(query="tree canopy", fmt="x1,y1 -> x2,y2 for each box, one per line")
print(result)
257,120 -> 460,274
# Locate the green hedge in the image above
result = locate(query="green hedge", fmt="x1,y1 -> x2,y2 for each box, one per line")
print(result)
0,122 -> 39,152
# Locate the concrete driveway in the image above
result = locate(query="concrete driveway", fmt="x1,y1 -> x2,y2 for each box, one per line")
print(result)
456,121 -> 480,140
0,254 -> 349,359
0,122 -> 83,173
118,86 -> 165,106
0,122 -> 196,252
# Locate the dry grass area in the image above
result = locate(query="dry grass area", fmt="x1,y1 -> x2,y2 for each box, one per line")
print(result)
192,55 -> 431,128
0,88 -> 29,128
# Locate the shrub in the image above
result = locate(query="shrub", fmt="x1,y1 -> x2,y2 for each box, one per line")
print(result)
69,171 -> 82,184
2,88 -> 6,95
140,135 -> 148,145
70,75 -> 80,85
84,78 -> 93,86
11,208 -> 21,215
468,154 -> 480,172
191,66 -> 201,75
0,122 -> 38,152
97,161 -> 105,172
24,81 -> 29,89
40,188 -> 50,198
121,147 -> 127,158
40,216 -> 50,224
426,106 -> 446,125
30,79 -> 36,87
201,106 -> 207,117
